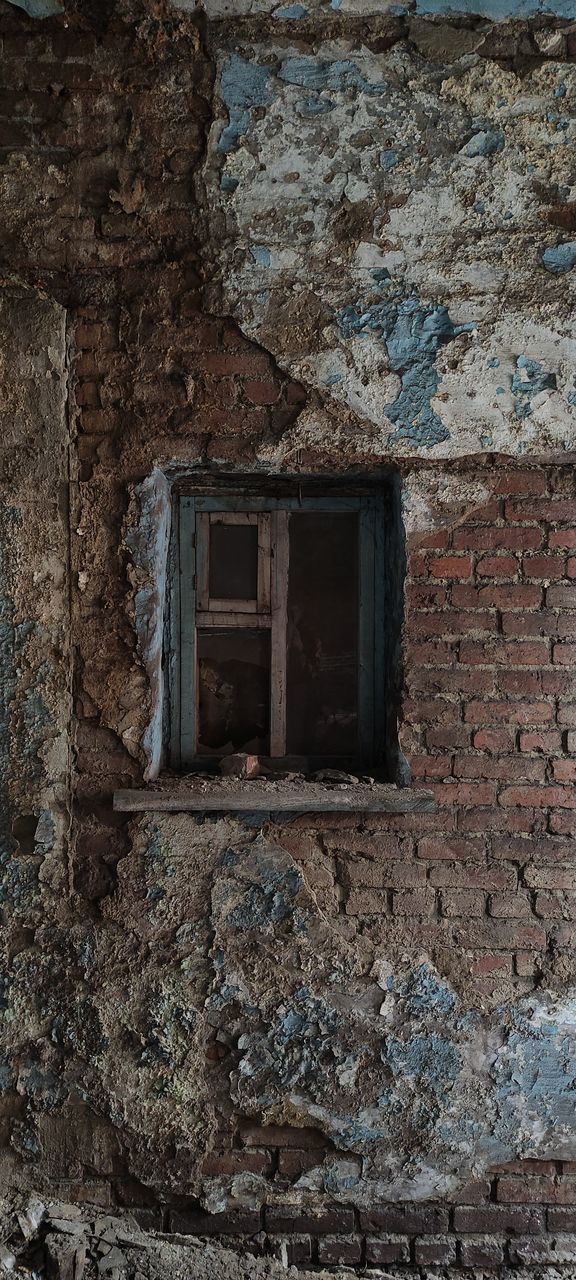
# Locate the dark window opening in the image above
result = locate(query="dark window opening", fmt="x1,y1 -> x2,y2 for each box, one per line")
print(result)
168,475 -> 404,780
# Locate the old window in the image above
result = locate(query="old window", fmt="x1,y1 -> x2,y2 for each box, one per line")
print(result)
168,479 -> 403,777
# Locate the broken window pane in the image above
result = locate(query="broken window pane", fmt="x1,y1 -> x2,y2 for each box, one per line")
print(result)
286,512 -> 358,757
209,520 -> 258,600
197,628 -> 270,755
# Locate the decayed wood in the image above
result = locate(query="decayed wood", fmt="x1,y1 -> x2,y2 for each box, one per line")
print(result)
257,512 -> 272,613
270,509 -> 289,756
114,784 -> 436,814
195,511 -> 210,611
195,610 -> 272,628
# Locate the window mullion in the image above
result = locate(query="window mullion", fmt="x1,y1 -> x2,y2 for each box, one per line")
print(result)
179,497 -> 197,764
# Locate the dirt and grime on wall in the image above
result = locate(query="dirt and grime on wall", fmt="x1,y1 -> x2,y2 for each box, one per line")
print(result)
2,0 -> 576,1261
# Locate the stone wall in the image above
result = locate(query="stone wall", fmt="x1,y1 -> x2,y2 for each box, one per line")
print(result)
1,0 -> 576,1272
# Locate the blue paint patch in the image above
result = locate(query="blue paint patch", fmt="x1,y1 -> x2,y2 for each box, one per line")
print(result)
338,288 -> 475,448
220,174 -> 239,193
391,963 -> 457,1016
542,241 -> 576,273
218,55 -> 274,155
461,129 -> 504,158
228,864 -> 302,931
511,355 -> 556,419
473,199 -> 485,213
274,1 -> 308,14
384,1034 -> 462,1098
279,57 -> 387,96
555,83 -> 567,98
416,0 -> 576,17
251,245 -> 271,267
487,356 -> 500,367
380,149 -> 398,171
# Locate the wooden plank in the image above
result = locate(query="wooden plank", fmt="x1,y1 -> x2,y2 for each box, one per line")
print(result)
270,509 -> 289,756
179,497 -> 197,763
257,513 -> 271,613
114,784 -> 436,814
205,597 -> 259,614
210,511 -> 258,525
196,512 -> 210,611
373,495 -> 387,765
196,611 -> 272,629
194,497 -> 363,513
168,504 -> 181,769
358,500 -> 376,765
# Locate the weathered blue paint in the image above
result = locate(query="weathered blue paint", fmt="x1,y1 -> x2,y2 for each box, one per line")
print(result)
278,57 -> 387,95
542,241 -> 576,273
384,1034 -> 462,1097
416,0 -> 576,18
338,288 -> 475,448
219,55 -> 274,155
380,149 -> 399,170
5,0 -> 63,14
461,129 -> 504,158
251,245 -> 271,267
274,2 -> 308,14
220,174 -> 239,193
511,355 -> 556,419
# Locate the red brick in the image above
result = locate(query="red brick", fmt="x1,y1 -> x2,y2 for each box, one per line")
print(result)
553,643 -> 576,664
201,1150 -> 272,1176
464,702 -> 553,725
345,889 -> 390,915
448,921 -> 546,950
525,865 -> 575,890
430,866 -> 516,890
409,610 -> 496,637
242,379 -> 280,405
266,1207 -> 354,1235
493,471 -> 548,496
534,891 -> 576,919
459,1238 -> 505,1267
277,1150 -> 319,1179
550,530 -> 576,549
498,1176 -> 576,1204
365,1237 -> 410,1265
458,808 -> 541,834
459,640 -> 549,666
239,1124 -> 327,1149
549,1208 -> 576,1230
547,585 -> 576,608
488,892 -> 532,918
473,729 -> 516,752
506,498 -> 576,522
441,890 -> 486,916
502,610 -> 558,637
427,726 -> 471,750
391,889 -> 435,916
417,837 -> 485,860
407,668 -> 494,696
568,557 -> 576,579
415,1237 -> 457,1265
568,731 -> 576,750
470,954 -> 512,975
416,528 -> 451,551
551,812 -> 576,835
553,760 -> 576,783
359,1205 -> 449,1233
453,584 -> 543,608
203,353 -> 273,377
498,670 -> 542,696
523,554 -> 567,578
429,555 -> 473,578
519,731 -> 562,753
557,705 -> 576,727
405,585 -> 449,608
500,785 -> 576,808
75,321 -> 117,351
453,526 -> 543,551
406,640 -> 453,664
431,782 -> 496,805
317,1237 -> 362,1266
452,756 -> 545,782
476,554 -> 518,578
453,1205 -> 544,1233
170,1208 -> 261,1235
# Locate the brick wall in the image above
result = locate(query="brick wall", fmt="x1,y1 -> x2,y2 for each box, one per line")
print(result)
1,3 -> 576,1271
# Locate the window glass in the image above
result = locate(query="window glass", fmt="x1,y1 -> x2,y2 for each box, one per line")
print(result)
286,512 -> 359,757
197,628 -> 270,754
209,521 -> 258,600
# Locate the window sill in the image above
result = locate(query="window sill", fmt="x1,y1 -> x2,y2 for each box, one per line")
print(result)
113,781 -> 436,815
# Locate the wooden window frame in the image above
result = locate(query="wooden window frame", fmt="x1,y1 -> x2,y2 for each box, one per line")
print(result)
169,493 -> 390,772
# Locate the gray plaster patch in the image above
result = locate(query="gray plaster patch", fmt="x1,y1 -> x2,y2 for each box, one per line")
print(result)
203,43 -> 576,460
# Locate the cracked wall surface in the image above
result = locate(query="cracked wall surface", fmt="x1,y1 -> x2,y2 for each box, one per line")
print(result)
1,0 -> 576,1269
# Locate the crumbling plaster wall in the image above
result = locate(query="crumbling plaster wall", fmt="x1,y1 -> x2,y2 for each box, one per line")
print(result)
1,0 -> 576,1236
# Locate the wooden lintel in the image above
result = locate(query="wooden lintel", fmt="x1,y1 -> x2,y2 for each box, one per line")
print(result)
113,785 -> 436,815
